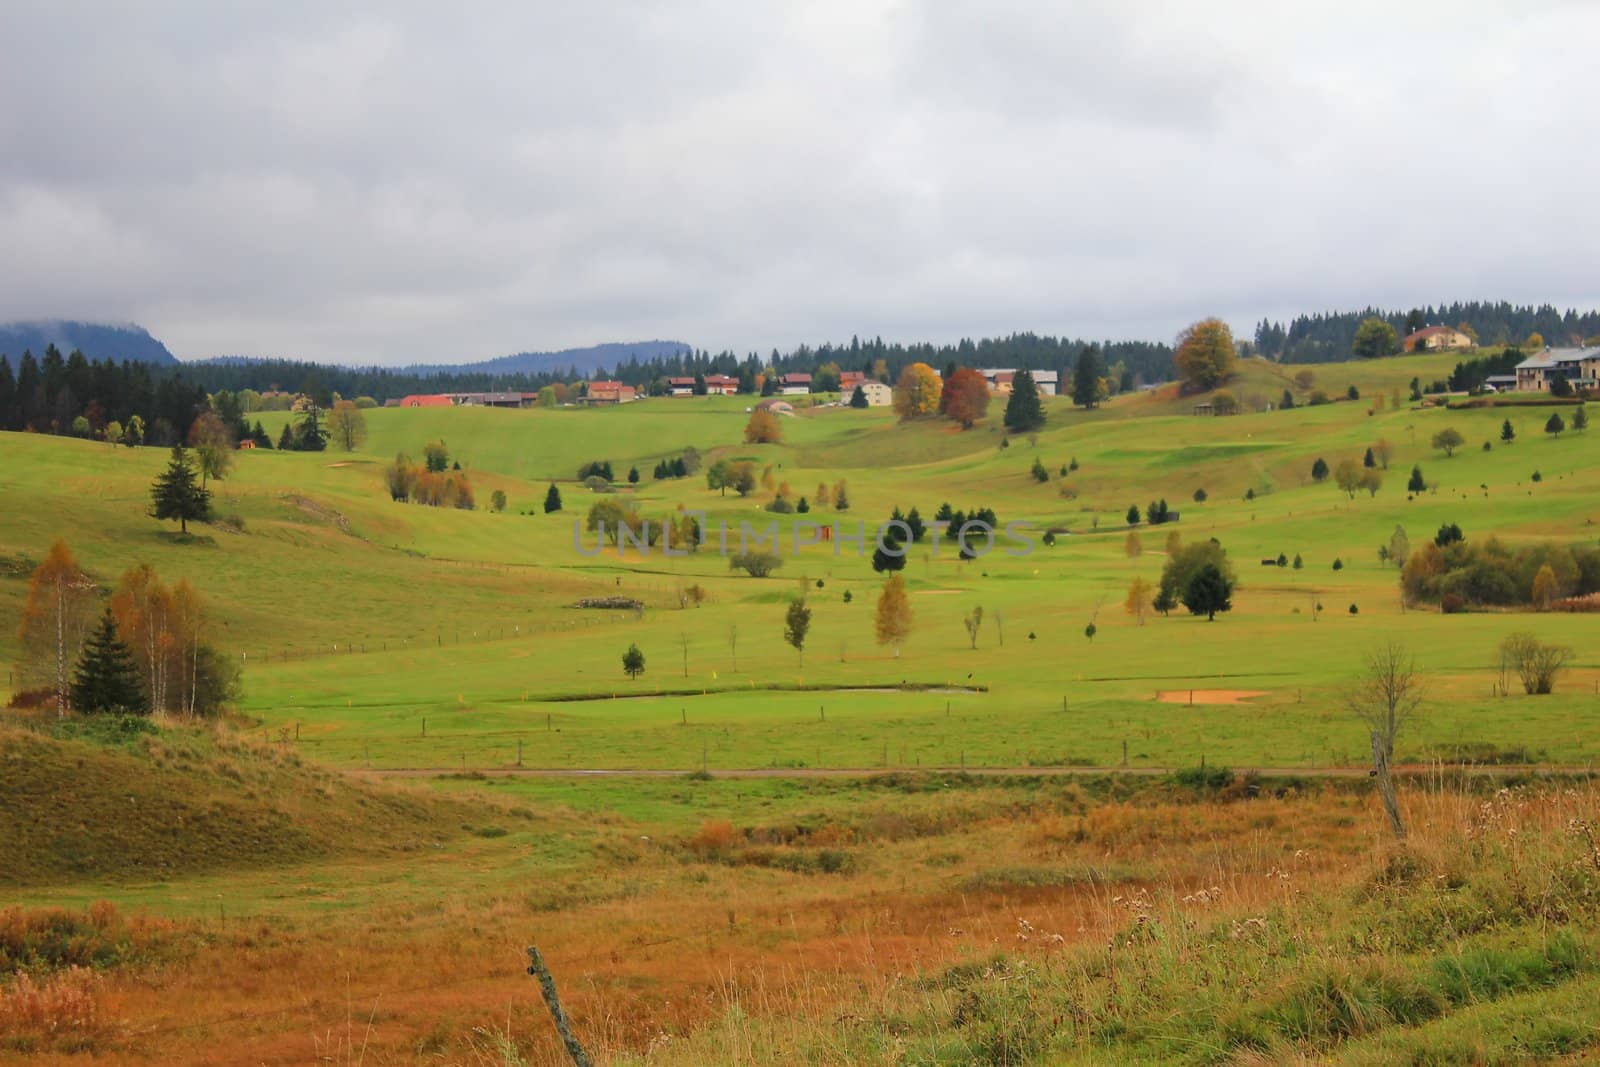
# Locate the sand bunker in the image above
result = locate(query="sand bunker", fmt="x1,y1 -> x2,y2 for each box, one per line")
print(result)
1157,689 -> 1268,705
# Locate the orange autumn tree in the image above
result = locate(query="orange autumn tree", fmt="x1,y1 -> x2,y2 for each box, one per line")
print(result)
744,408 -> 782,444
108,566 -> 232,716
940,367 -> 990,429
17,540 -> 98,716
893,363 -> 943,420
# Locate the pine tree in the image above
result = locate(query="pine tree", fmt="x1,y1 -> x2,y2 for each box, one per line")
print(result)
1407,465 -> 1426,493
1003,369 -> 1045,433
1574,406 -> 1588,433
70,610 -> 149,715
1363,447 -> 1376,468
1072,346 -> 1103,408
1545,412 -> 1565,438
150,445 -> 211,533
1311,457 -> 1329,481
850,385 -> 868,408
1501,418 -> 1516,444
544,484 -> 563,513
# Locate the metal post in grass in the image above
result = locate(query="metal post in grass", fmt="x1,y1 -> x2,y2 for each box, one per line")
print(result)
525,947 -> 593,1067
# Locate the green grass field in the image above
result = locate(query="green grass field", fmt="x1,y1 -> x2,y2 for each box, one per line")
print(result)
3,350 -> 1597,773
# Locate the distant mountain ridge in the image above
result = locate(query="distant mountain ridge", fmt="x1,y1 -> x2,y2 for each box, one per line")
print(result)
400,340 -> 691,378
190,340 -> 692,378
0,320 -> 178,366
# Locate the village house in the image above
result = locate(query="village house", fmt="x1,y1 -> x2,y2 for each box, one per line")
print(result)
838,370 -> 866,393
398,394 -> 454,408
704,374 -> 739,395
780,372 -> 813,395
857,381 -> 892,407
1402,325 -> 1476,352
583,381 -> 637,405
666,376 -> 696,397
1514,347 -> 1600,393
978,368 -> 1058,396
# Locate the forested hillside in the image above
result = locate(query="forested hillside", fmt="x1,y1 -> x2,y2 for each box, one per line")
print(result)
0,321 -> 177,366
1255,301 -> 1600,363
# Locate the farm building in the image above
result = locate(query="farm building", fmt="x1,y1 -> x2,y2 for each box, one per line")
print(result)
704,374 -> 739,395
780,373 -> 813,395
1402,325 -> 1476,352
398,394 -> 454,408
1514,348 -> 1600,392
584,381 -> 637,405
753,398 -> 795,416
666,377 -> 696,397
979,368 -> 1058,396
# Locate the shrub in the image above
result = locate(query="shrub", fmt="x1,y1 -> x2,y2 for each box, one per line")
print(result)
729,551 -> 783,578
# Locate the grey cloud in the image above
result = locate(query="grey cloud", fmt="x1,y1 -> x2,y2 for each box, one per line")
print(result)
0,1 -> 1596,363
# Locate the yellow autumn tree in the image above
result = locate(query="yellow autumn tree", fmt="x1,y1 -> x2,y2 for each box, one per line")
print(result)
17,540 -> 97,716
1174,317 -> 1237,393
893,362 -> 943,420
1531,564 -> 1559,611
1124,577 -> 1154,625
1124,531 -> 1143,558
874,573 -> 914,657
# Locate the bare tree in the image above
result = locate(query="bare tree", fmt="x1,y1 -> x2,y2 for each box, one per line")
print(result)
963,605 -> 984,649
678,632 -> 689,678
727,623 -> 738,672
1499,632 -> 1574,694
1345,641 -> 1425,839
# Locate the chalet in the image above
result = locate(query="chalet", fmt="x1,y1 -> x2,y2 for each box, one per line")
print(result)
666,376 -> 696,397
237,439 -> 256,450
1514,347 -> 1600,393
1402,325 -> 1476,352
584,381 -> 637,405
398,394 -> 454,408
704,374 -> 739,395
857,381 -> 892,407
978,368 -> 1058,396
780,372 -> 812,395
838,371 -> 866,393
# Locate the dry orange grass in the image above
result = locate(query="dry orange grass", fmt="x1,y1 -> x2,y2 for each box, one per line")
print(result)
9,779 -> 1588,1065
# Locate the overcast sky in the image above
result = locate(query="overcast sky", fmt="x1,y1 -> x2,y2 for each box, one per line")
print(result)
2,1 -> 1596,365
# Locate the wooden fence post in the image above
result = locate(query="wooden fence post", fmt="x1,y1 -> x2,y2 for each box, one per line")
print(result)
526,946 -> 593,1067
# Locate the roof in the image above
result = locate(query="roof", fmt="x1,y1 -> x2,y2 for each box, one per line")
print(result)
399,394 -> 453,407
781,372 -> 812,383
754,398 -> 795,414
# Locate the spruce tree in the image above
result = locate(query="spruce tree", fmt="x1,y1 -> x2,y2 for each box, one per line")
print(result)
1003,369 -> 1045,433
70,610 -> 149,715
544,484 -> 563,513
1501,418 -> 1516,444
1574,405 -> 1588,433
1072,346 -> 1103,408
850,385 -> 868,408
150,445 -> 211,533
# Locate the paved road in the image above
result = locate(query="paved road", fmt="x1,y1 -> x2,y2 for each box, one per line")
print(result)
352,764 -> 1593,780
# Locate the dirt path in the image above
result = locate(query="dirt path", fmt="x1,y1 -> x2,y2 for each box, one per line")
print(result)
352,764 -> 1592,781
